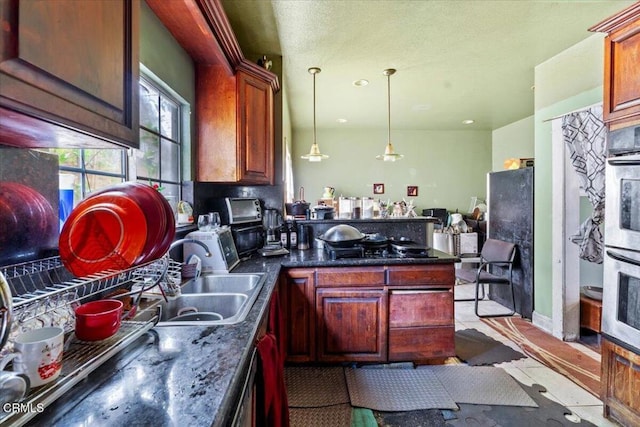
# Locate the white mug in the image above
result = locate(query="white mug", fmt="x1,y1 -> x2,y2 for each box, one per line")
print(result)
0,327 -> 64,387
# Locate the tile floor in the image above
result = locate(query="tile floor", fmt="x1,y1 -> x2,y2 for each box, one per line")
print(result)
454,282 -> 618,426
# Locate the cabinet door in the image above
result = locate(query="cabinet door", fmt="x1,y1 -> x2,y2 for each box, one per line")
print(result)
0,0 -> 139,148
389,289 -> 453,328
237,71 -> 274,184
281,269 -> 316,362
603,17 -> 640,127
388,289 -> 454,361
602,338 -> 640,426
316,288 -> 388,362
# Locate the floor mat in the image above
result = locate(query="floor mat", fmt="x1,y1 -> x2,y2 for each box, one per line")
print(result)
455,328 -> 526,365
289,404 -> 352,427
285,366 -> 350,407
373,409 -> 447,426
345,367 -> 458,412
482,317 -> 601,397
422,365 -> 538,407
445,382 -> 597,426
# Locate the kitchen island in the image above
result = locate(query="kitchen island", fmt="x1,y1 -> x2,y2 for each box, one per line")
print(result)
25,249 -> 457,426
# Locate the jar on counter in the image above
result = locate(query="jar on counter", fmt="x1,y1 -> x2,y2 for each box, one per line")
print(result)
361,197 -> 374,219
338,197 -> 352,219
351,197 -> 361,219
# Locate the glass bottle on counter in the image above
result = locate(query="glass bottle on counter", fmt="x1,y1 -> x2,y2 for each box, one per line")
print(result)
279,221 -> 289,248
288,220 -> 298,249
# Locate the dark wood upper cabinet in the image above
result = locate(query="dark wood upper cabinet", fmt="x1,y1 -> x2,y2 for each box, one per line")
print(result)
590,3 -> 640,129
147,0 -> 279,184
0,0 -> 140,148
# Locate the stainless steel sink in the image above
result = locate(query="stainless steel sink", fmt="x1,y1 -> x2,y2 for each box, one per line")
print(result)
180,274 -> 263,294
155,273 -> 266,326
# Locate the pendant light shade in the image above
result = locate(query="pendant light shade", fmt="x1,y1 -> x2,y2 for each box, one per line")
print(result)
376,68 -> 403,161
302,67 -> 328,162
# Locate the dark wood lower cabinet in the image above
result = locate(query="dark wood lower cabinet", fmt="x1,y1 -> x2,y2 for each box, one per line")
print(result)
316,288 -> 388,362
281,268 -> 315,363
602,337 -> 640,426
388,289 -> 454,361
282,264 -> 455,364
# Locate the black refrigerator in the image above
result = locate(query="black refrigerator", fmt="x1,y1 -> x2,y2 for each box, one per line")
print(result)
487,167 -> 534,319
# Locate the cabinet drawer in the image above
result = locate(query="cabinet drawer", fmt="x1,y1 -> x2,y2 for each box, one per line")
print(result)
389,326 -> 455,361
316,267 -> 385,287
389,289 -> 453,328
388,265 -> 454,286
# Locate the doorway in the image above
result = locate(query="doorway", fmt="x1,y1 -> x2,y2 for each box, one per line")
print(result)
551,112 -> 604,343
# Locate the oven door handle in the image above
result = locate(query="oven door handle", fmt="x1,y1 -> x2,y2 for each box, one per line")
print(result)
607,250 -> 640,267
607,158 -> 640,166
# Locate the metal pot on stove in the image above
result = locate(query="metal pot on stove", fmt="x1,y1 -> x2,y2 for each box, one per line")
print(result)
318,224 -> 365,247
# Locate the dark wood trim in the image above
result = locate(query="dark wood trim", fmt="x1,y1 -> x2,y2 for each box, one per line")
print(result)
589,2 -> 640,34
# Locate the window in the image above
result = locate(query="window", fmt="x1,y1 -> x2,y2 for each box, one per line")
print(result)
45,148 -> 126,206
137,76 -> 182,210
42,73 -> 186,215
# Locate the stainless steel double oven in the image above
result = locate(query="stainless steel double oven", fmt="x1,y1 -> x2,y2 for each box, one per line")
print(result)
603,125 -> 640,350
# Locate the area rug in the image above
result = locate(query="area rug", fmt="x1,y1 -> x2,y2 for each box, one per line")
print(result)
421,365 -> 537,407
481,317 -> 601,398
455,328 -> 526,366
289,404 -> 352,427
285,366 -> 350,407
345,367 -> 458,412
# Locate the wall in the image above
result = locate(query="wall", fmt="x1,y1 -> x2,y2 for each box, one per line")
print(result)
292,128 -> 491,213
140,1 -> 195,181
533,33 -> 606,320
491,116 -> 535,172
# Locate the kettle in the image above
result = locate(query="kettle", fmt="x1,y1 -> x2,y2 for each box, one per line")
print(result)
322,187 -> 335,199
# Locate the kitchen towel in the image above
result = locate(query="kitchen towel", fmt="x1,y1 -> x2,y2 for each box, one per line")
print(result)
455,328 -> 526,365
256,333 -> 290,427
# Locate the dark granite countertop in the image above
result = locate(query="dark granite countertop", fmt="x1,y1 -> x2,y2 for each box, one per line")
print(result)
25,250 -> 456,426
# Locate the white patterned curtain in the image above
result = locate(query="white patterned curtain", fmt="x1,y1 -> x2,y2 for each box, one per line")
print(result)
561,105 -> 606,263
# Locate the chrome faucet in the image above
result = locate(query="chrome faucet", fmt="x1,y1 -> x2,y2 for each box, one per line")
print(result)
169,239 -> 212,257
155,239 -> 212,298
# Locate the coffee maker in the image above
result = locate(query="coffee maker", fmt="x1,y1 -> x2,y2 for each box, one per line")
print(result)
263,208 -> 283,246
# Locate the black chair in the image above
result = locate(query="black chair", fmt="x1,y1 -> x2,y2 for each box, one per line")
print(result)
455,238 -> 517,318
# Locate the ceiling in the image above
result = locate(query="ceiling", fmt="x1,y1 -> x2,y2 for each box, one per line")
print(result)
222,1 -> 633,132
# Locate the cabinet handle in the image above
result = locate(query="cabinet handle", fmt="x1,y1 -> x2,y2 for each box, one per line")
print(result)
390,289 -> 450,295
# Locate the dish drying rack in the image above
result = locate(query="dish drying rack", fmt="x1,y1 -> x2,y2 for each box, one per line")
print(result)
0,255 -> 181,426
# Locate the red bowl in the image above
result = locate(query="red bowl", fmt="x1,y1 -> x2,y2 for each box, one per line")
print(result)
74,299 -> 124,341
59,193 -> 148,277
90,182 -> 175,263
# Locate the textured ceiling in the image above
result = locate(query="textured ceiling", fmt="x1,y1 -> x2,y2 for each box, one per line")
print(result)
222,0 -> 634,131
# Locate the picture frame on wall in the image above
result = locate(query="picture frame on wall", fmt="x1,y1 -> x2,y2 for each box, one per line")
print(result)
373,183 -> 385,194
407,186 -> 418,197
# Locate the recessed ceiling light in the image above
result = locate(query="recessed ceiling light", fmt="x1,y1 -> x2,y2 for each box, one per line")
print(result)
353,79 -> 369,87
462,119 -> 475,125
336,118 -> 348,123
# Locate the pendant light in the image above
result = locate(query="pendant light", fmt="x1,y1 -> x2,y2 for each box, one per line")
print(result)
302,67 -> 328,162
376,68 -> 403,161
